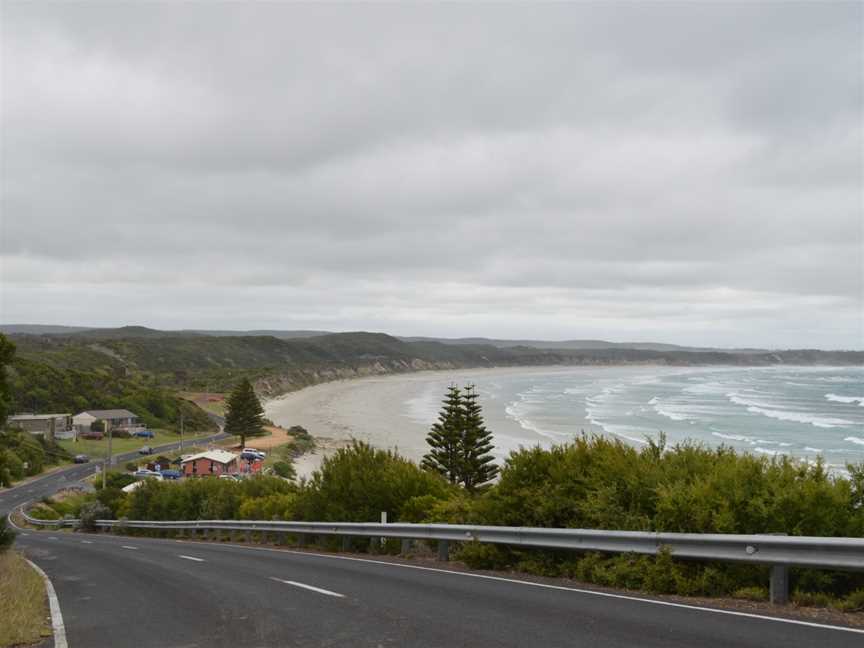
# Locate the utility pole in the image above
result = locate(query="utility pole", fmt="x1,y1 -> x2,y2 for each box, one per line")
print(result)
180,411 -> 184,452
102,420 -> 112,490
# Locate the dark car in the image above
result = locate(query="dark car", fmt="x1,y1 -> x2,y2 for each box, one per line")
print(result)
73,454 -> 89,464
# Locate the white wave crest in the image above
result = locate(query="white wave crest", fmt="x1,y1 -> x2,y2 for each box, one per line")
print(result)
726,392 -> 854,428
712,432 -> 754,444
825,394 -> 864,406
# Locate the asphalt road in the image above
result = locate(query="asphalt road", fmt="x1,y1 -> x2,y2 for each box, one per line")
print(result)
0,430 -> 228,519
10,527 -> 863,648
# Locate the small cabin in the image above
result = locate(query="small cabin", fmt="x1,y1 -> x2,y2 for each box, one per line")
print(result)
180,450 -> 239,478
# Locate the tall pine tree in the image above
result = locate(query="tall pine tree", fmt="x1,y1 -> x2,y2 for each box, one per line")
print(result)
421,385 -> 463,484
224,378 -> 266,448
459,385 -> 498,491
422,384 -> 498,490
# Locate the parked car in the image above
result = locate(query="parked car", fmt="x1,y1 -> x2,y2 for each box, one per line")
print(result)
159,469 -> 182,480
73,454 -> 89,464
240,451 -> 265,461
133,469 -> 162,480
218,474 -> 241,481
132,429 -> 155,438
243,447 -> 266,457
138,445 -> 153,455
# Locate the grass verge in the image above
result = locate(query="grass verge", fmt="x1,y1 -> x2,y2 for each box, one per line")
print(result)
0,551 -> 51,647
57,429 -> 214,459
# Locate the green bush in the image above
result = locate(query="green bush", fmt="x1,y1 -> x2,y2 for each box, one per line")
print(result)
0,517 -> 15,552
78,502 -> 111,532
835,589 -> 864,612
457,542 -> 513,571
272,461 -> 295,480
293,441 -> 450,523
732,586 -> 768,601
26,504 -> 60,520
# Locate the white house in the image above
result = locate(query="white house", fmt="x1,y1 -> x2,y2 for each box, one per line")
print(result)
72,409 -> 141,434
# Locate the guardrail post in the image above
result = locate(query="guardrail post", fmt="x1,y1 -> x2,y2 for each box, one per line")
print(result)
342,535 -> 351,552
437,540 -> 449,561
400,539 -> 412,555
245,530 -> 252,543
277,531 -> 285,546
770,565 -> 789,605
297,533 -> 307,547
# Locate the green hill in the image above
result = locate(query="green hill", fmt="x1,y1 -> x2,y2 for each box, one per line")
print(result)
6,330 -> 862,412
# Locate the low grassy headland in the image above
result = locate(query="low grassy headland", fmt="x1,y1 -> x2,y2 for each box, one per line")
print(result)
40,436 -> 864,614
0,520 -> 51,647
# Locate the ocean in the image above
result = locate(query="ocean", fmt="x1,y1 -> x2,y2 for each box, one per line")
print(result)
400,365 -> 864,472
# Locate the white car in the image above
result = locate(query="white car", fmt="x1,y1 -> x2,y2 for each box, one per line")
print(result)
133,469 -> 163,480
242,447 -> 266,458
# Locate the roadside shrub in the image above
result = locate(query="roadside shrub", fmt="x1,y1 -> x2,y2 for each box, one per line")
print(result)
792,590 -> 835,608
272,461 -> 295,480
293,441 -> 450,523
78,502 -> 111,532
98,472 -> 136,491
457,542 -> 513,571
26,504 -> 60,521
112,430 -> 131,439
0,449 -> 22,486
0,518 -> 15,552
732,587 -> 768,601
123,475 -> 294,521
238,493 -> 297,520
125,462 -> 138,472
835,589 -> 864,612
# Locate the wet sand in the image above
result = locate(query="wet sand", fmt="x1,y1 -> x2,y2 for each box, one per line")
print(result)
263,366 -> 586,477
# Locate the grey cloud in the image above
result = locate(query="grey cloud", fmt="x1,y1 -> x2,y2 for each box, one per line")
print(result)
1,2 -> 861,348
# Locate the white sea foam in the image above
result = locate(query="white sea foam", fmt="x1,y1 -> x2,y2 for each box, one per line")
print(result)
754,447 -> 779,456
504,401 -> 568,441
825,394 -> 864,406
845,437 -> 864,447
726,392 -> 854,428
712,432 -> 755,443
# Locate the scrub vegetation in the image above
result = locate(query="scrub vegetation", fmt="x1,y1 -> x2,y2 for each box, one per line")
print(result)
39,436 -> 864,610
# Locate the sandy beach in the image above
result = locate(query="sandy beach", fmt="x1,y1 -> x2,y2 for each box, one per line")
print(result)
263,366 -> 593,477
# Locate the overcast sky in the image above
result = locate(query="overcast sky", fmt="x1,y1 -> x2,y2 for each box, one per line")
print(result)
1,2 -> 861,349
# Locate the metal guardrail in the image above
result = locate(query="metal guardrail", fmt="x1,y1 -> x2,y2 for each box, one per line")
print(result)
16,507 -> 864,604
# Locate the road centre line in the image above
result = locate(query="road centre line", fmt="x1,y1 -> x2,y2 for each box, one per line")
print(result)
269,577 -> 344,598
179,555 -> 205,562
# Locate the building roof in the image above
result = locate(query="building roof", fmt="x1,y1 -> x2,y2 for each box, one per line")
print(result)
9,413 -> 70,421
180,449 -> 237,465
75,409 -> 137,419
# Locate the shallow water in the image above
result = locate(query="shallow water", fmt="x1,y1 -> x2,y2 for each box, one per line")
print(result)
400,365 -> 864,472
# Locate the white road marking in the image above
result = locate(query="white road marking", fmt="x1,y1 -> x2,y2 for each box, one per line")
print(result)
48,536 -> 58,540
121,545 -> 138,550
269,577 -> 344,598
81,540 -> 93,544
26,559 -> 68,648
217,544 -> 863,636
178,555 -> 205,562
